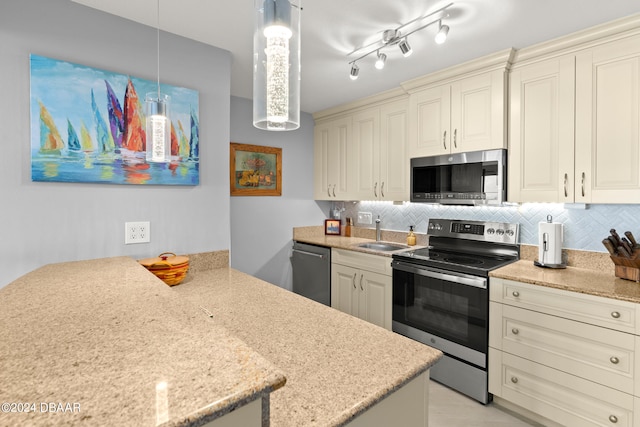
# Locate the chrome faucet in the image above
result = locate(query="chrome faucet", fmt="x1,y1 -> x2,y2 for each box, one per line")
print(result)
375,215 -> 381,241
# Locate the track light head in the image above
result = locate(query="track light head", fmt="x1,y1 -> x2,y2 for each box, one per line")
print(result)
398,38 -> 412,57
435,22 -> 449,44
349,63 -> 359,80
375,52 -> 387,70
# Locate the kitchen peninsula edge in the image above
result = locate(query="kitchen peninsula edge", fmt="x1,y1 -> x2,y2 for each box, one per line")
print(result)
0,252 -> 442,427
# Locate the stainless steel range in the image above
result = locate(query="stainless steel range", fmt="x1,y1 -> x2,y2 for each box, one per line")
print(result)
392,219 -> 519,404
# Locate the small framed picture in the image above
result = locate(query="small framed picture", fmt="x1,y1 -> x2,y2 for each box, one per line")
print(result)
324,219 -> 341,235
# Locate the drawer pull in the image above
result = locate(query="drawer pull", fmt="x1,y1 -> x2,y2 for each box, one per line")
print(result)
611,311 -> 621,319
609,415 -> 618,423
610,356 -> 620,365
511,328 -> 519,335
512,291 -> 520,297
510,376 -> 518,384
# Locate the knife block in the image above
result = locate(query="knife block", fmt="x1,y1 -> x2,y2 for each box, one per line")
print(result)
610,249 -> 640,282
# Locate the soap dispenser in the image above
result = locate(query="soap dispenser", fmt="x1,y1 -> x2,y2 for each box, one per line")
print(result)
407,226 -> 417,246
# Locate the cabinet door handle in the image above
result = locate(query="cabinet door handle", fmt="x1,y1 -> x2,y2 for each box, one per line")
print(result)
359,274 -> 364,291
374,182 -> 378,198
563,173 -> 568,197
332,184 -> 336,198
453,129 -> 457,149
610,356 -> 620,365
511,328 -> 519,335
611,311 -> 621,319
510,376 -> 518,384
609,415 -> 618,423
581,172 -> 585,197
512,291 -> 520,298
381,182 -> 385,198
352,273 -> 357,289
327,185 -> 331,197
443,130 -> 447,150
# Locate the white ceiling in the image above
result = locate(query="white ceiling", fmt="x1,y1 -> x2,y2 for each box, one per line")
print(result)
72,0 -> 640,114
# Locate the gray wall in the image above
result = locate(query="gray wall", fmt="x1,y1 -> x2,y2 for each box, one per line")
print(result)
230,97 -> 329,290
0,0 -> 232,287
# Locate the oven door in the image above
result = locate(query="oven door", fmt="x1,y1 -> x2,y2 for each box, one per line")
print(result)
392,260 -> 488,368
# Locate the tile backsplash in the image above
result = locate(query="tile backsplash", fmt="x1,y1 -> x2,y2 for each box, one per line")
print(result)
337,202 -> 640,252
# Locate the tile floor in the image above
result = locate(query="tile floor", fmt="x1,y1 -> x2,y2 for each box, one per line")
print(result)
429,380 -> 540,427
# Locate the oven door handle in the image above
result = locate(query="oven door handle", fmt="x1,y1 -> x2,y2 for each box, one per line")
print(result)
392,260 -> 487,289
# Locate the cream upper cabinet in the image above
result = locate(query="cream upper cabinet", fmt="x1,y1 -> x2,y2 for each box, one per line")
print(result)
508,55 -> 576,203
509,29 -> 640,204
408,69 -> 507,158
575,34 -> 640,203
351,108 -> 380,200
350,99 -> 409,201
379,99 -> 409,201
313,116 -> 352,200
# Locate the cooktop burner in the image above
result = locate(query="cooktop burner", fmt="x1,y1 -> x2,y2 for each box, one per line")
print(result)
443,256 -> 484,265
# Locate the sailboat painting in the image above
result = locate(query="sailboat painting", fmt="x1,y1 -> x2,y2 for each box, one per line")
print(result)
29,54 -> 200,185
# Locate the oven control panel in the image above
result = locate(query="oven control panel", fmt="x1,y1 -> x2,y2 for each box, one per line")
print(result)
428,219 -> 519,244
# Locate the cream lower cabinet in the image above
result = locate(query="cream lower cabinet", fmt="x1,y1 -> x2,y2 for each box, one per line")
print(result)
509,29 -> 640,203
489,278 -> 640,426
331,249 -> 392,330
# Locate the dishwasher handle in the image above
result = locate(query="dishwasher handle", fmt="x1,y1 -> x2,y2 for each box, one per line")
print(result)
292,248 -> 325,259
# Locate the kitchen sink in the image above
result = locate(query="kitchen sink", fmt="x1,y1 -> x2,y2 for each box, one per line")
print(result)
357,242 -> 410,252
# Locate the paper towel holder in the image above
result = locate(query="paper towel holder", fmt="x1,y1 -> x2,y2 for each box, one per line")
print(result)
534,215 -> 567,269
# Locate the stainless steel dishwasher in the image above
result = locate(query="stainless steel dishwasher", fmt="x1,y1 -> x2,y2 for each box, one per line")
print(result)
291,241 -> 331,306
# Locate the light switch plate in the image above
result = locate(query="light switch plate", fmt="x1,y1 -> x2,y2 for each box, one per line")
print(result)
357,212 -> 372,225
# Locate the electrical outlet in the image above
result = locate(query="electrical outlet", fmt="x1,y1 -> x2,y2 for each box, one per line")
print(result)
357,212 -> 373,225
125,221 -> 150,244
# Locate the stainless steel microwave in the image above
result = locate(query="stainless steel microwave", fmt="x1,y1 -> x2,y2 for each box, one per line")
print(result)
410,149 -> 507,205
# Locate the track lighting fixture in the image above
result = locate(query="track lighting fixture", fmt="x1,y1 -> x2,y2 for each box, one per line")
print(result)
375,52 -> 386,70
435,21 -> 449,44
398,38 -> 412,57
346,2 -> 453,80
349,63 -> 359,80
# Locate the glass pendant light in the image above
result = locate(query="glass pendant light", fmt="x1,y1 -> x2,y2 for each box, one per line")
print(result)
145,0 -> 171,162
253,0 -> 301,131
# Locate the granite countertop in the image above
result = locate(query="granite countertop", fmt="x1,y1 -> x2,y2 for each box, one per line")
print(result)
172,268 -> 442,427
0,256 -> 442,427
0,257 -> 285,427
491,260 -> 640,304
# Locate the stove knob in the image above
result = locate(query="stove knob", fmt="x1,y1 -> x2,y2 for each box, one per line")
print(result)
496,229 -> 505,235
428,222 -> 435,230
435,224 -> 442,231
486,228 -> 495,235
506,229 -> 515,237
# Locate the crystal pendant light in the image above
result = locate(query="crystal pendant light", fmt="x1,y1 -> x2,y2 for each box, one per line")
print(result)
253,0 -> 301,131
145,0 -> 171,162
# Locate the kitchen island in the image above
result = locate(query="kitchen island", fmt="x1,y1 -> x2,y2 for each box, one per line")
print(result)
0,255 -> 441,426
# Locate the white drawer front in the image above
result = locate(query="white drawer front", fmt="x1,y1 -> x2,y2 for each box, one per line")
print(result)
494,351 -> 634,427
494,304 -> 635,394
491,278 -> 637,333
